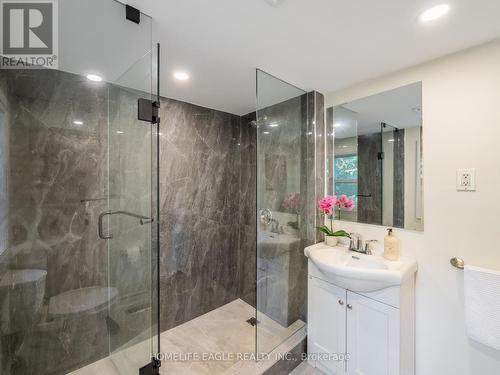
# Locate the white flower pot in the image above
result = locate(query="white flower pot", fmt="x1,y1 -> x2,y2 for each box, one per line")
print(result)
325,236 -> 338,247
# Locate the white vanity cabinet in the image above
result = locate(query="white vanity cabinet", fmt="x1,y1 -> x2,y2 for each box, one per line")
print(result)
308,276 -> 347,374
307,259 -> 415,375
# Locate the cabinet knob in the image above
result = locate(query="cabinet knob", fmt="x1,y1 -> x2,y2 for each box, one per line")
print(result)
347,304 -> 353,310
338,300 -> 344,305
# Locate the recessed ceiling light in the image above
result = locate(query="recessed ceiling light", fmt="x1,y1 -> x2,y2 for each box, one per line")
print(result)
116,131 -> 124,134
333,122 -> 341,128
174,71 -> 189,81
73,120 -> 83,125
419,4 -> 449,22
269,122 -> 279,127
307,132 -> 313,135
86,74 -> 103,82
263,131 -> 270,135
388,139 -> 395,142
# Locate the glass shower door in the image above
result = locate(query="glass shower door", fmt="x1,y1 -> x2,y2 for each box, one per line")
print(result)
103,46 -> 160,374
256,69 -> 308,355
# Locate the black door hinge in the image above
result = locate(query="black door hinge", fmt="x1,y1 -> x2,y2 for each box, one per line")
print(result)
126,5 -> 141,24
138,99 -> 160,124
377,152 -> 385,160
139,357 -> 161,375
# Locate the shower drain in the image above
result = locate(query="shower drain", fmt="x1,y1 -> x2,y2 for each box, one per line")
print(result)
246,317 -> 259,326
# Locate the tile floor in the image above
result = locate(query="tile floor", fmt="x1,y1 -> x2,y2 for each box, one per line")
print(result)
289,362 -> 325,375
70,299 -> 306,375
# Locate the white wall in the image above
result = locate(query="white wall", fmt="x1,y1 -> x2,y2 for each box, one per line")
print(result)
404,127 -> 424,231
324,39 -> 500,375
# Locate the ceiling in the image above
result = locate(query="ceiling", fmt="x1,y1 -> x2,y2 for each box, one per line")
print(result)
339,82 -> 422,138
127,0 -> 500,115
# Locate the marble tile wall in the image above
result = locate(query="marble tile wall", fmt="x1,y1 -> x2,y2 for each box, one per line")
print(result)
393,129 -> 405,228
0,70 -> 158,375
303,92 -> 326,245
156,89 -> 320,334
313,92 -> 325,243
0,68 -> 322,374
357,133 -> 383,224
0,70 -> 110,375
255,95 -> 305,329
238,113 -> 257,307
158,98 -> 246,330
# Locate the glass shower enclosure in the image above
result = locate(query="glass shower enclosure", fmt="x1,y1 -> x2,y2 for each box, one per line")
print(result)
256,70 -> 308,355
0,1 -> 160,374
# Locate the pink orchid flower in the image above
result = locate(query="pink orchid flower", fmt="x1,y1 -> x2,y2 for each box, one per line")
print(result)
318,196 -> 337,216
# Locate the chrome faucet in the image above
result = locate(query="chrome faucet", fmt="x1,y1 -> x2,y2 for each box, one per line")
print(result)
349,234 -> 377,255
364,240 -> 378,255
349,233 -> 362,252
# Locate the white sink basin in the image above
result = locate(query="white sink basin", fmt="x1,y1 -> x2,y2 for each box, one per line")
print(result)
305,243 -> 417,292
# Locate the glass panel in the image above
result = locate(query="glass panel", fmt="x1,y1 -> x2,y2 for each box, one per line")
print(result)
107,47 -> 159,374
382,124 -> 396,227
0,68 -> 112,375
256,69 -> 307,355
0,1 -> 158,374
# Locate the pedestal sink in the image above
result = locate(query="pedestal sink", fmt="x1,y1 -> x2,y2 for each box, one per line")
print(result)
304,243 -> 417,292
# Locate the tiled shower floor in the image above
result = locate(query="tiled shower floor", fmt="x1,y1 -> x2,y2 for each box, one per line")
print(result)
70,299 -> 305,375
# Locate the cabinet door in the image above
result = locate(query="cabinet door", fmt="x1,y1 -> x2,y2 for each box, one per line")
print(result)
308,277 -> 347,374
346,291 -> 400,375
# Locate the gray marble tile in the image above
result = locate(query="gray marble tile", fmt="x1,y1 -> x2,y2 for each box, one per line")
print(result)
0,69 -> 110,375
300,91 -> 326,245
393,129 -> 405,228
0,68 -> 321,375
158,98 -> 243,331
0,69 -> 153,375
238,113 -> 257,308
313,92 -> 325,244
358,133 -> 383,224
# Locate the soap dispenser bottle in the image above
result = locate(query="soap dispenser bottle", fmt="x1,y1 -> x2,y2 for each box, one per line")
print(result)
384,228 -> 400,261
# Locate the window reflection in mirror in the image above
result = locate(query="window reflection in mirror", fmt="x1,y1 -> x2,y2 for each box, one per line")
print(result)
326,82 -> 423,231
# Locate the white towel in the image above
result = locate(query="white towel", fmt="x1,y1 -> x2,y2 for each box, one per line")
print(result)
464,265 -> 500,351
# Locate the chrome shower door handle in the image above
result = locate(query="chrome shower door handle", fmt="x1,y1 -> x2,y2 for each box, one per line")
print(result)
98,211 -> 113,239
98,210 -> 153,240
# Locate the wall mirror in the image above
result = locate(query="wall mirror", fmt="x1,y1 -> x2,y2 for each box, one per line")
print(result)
326,82 -> 423,231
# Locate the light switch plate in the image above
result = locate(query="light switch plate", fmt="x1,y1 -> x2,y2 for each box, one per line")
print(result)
457,169 -> 476,191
